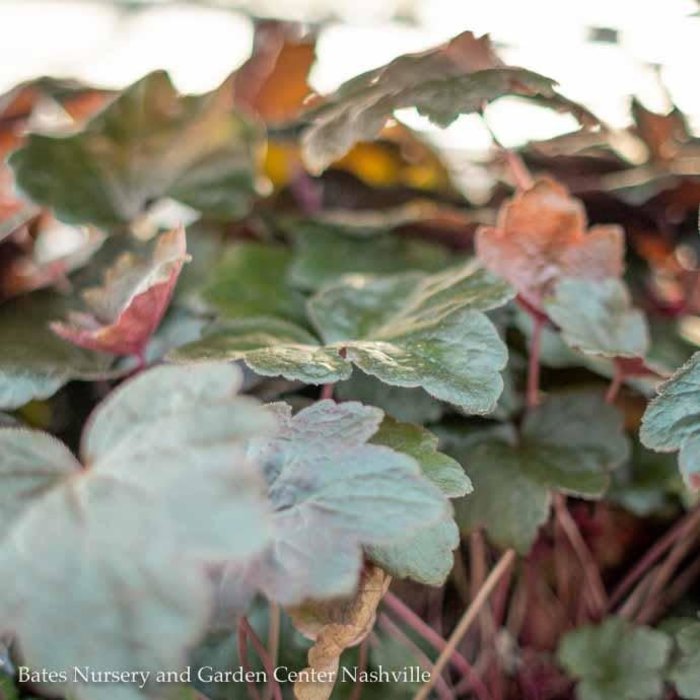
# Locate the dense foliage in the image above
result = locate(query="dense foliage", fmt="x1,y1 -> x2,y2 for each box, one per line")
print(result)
0,24 -> 699,700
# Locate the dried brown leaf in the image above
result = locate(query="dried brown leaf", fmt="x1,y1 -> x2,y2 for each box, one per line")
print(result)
289,564 -> 391,700
476,177 -> 624,307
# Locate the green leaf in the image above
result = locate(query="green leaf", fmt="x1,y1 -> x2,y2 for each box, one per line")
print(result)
175,261 -> 513,409
558,617 -> 671,700
0,478 -> 212,700
371,417 -> 470,498
443,390 -> 628,552
454,439 -> 551,554
519,390 -> 630,497
302,34 -> 596,174
309,263 -> 514,412
668,620 -> 700,699
0,292 -> 116,409
366,417 -> 470,584
545,278 -> 649,358
227,400 -> 450,605
0,429 -> 80,535
171,317 -> 351,385
83,363 -> 275,559
200,243 -> 307,324
640,352 -> 700,490
335,370 -> 444,424
286,219 -> 450,291
0,363 -> 275,699
10,71 -> 260,225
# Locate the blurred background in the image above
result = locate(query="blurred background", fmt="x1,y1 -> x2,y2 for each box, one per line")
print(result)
1,0 -> 699,155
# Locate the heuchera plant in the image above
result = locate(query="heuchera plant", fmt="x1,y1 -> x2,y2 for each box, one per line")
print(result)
0,25 -> 699,700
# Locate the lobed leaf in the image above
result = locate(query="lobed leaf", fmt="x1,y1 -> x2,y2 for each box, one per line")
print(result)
221,400 -> 450,607
558,617 -> 671,700
476,178 -> 624,308
0,363 -> 275,698
9,71 -> 261,225
300,32 -> 595,173
444,390 -> 628,552
174,261 -> 513,412
641,352 -> 700,490
366,418 -> 470,584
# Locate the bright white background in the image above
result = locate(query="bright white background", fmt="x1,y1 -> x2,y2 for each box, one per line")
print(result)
0,0 -> 699,150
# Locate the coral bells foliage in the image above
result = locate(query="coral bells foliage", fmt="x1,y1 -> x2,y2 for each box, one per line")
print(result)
1,26 -> 700,700
50,226 -> 188,358
476,178 -> 625,308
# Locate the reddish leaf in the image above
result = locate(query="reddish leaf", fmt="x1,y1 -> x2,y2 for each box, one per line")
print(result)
51,226 -> 188,358
476,177 -> 624,307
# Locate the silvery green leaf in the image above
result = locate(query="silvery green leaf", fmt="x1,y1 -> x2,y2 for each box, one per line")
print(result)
236,401 -> 449,604
0,478 -> 211,700
170,317 -> 351,385
366,418 -> 470,584
545,278 -> 649,358
309,263 -> 513,412
83,363 -> 275,560
641,352 -> 700,490
0,429 -> 80,535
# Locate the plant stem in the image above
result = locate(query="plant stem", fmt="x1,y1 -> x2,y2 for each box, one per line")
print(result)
320,383 -> 335,400
239,617 -> 282,700
414,549 -> 516,700
609,506 -> 700,609
349,639 -> 369,700
527,315 -> 544,408
238,619 -> 262,700
383,592 -> 483,689
553,495 -> 607,618
481,114 -> 533,191
605,363 -> 623,404
636,520 -> 700,624
377,614 -> 453,700
263,604 -> 281,700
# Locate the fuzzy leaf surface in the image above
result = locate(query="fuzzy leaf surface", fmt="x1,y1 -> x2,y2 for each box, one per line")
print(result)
309,263 -> 513,411
226,400 -> 448,606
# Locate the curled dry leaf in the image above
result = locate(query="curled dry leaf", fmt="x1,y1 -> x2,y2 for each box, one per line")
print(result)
51,226 -> 188,357
476,177 -> 624,308
289,564 -> 391,700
